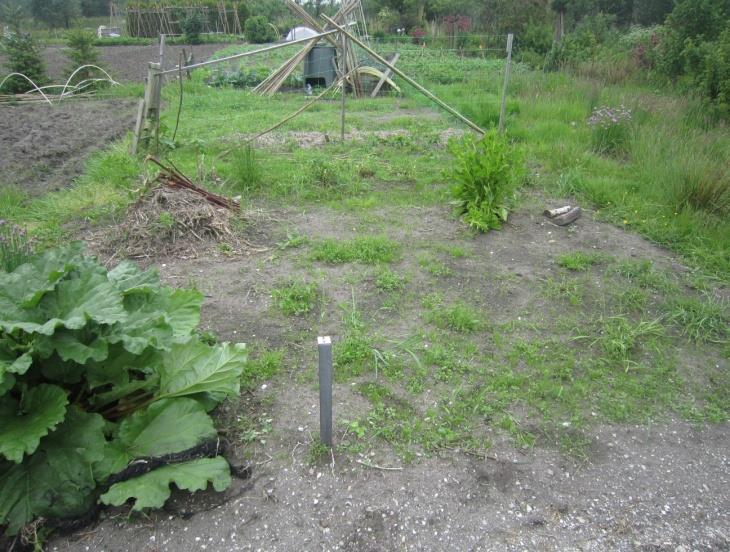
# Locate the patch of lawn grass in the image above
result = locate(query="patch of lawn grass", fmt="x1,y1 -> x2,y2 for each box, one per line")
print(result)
557,250 -> 607,271
667,295 -> 729,343
418,254 -> 452,277
428,302 -> 484,332
310,236 -> 400,264
614,259 -> 677,292
593,316 -> 664,366
241,349 -> 284,389
271,280 -> 319,315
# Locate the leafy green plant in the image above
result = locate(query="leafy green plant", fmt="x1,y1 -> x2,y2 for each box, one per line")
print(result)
0,32 -> 47,94
668,295 -> 729,343
244,15 -> 276,44
0,221 -> 32,273
0,244 -> 246,535
448,131 -> 525,232
271,280 -> 318,316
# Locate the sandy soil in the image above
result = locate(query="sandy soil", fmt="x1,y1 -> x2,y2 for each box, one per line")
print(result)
0,99 -> 137,195
49,199 -> 729,551
0,44 -> 234,84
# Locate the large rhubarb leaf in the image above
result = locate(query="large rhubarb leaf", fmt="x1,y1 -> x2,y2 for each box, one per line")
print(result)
99,456 -> 231,510
117,398 -> 217,458
108,261 -> 160,294
85,345 -> 161,390
97,398 -> 217,479
157,340 -> 246,400
34,328 -> 109,364
162,288 -> 203,341
0,384 -> 68,463
0,407 -> 107,534
0,270 -> 126,336
0,244 -> 84,312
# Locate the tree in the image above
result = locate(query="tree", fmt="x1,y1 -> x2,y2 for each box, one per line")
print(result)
0,32 -> 48,93
632,0 -> 673,26
30,0 -> 80,29
80,0 -> 108,17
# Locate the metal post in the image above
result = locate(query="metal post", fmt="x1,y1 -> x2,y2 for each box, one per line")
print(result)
499,33 -> 514,134
318,336 -> 333,447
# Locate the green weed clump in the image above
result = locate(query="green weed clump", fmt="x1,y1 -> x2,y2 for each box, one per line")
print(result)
311,236 -> 400,264
271,281 -> 318,315
449,130 -> 525,232
374,268 -> 406,292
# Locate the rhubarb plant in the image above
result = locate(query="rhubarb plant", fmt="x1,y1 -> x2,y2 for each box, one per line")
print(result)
0,244 -> 246,535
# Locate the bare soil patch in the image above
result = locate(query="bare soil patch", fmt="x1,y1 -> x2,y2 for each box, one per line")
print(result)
50,196 -> 729,551
0,99 -> 136,195
0,43 -> 234,84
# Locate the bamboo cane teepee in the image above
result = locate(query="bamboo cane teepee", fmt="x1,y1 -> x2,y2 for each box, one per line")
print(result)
253,0 -> 368,97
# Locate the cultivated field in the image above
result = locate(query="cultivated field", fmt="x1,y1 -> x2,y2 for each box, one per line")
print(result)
1,39 -> 728,551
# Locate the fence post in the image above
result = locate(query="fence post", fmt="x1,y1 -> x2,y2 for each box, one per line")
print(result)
137,62 -> 162,152
499,33 -> 514,134
318,336 -> 333,447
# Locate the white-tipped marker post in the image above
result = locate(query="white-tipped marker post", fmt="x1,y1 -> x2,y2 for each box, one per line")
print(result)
317,336 -> 333,447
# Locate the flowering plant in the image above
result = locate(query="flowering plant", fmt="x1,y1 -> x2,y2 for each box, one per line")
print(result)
0,220 -> 33,272
587,105 -> 632,156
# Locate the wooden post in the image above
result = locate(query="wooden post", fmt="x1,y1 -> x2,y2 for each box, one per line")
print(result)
139,62 -> 162,152
340,31 -> 346,141
158,34 -> 165,68
498,33 -> 514,134
130,98 -> 146,154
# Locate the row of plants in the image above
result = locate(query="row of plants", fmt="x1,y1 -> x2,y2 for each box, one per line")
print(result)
0,239 -> 247,536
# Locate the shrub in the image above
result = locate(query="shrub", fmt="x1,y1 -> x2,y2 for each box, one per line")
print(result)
448,131 -> 525,232
64,29 -> 101,85
0,244 -> 246,535
181,11 -> 204,44
245,15 -> 276,44
0,32 -> 47,94
587,105 -> 633,156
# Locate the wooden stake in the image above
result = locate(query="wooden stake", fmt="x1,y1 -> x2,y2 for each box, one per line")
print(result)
130,98 -> 146,155
340,31 -> 346,141
321,15 -> 485,135
499,33 -> 514,134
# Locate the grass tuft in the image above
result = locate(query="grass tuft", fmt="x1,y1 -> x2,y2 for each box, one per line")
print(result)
311,236 -> 400,264
271,281 -> 319,316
